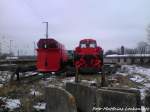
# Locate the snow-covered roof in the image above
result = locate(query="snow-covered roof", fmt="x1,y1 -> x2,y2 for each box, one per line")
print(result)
106,54 -> 150,58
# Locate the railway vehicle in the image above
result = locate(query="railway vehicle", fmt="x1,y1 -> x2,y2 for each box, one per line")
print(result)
36,38 -> 68,72
74,39 -> 103,73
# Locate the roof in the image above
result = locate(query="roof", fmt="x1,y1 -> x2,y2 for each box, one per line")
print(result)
80,38 -> 96,43
106,54 -> 150,58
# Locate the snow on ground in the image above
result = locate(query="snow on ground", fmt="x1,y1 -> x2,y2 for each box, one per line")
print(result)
5,99 -> 21,110
30,89 -> 42,96
120,65 -> 150,78
25,71 -> 38,77
120,65 -> 150,87
130,75 -> 144,83
33,102 -> 46,111
139,88 -> 147,100
0,70 -> 38,86
0,71 -> 12,84
0,84 -> 3,88
62,77 -> 75,83
118,65 -> 150,100
39,76 -> 62,87
39,76 -> 75,88
81,80 -> 97,86
0,97 -> 21,110
141,106 -> 146,112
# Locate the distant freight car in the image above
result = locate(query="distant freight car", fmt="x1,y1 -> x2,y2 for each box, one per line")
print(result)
37,38 -> 68,72
74,39 -> 103,73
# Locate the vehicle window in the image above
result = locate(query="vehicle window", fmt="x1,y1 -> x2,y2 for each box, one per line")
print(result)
89,42 -> 96,48
80,43 -> 86,48
89,43 -> 96,48
44,44 -> 47,48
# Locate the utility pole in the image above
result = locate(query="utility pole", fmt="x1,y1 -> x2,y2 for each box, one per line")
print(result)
0,42 -> 1,56
43,22 -> 48,39
9,40 -> 13,56
33,41 -> 36,56
9,40 -> 13,64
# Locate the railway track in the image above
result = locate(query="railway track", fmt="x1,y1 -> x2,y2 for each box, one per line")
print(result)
1,62 -> 119,86
10,72 -> 54,84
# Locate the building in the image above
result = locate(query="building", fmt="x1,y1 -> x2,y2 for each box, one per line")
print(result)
104,54 -> 150,65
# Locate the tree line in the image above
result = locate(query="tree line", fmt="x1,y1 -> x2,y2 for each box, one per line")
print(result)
105,25 -> 150,55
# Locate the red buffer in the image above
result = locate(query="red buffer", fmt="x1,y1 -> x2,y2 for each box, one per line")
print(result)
74,39 -> 103,73
37,38 -> 68,72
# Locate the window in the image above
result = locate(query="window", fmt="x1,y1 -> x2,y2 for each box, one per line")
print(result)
44,44 -> 47,48
89,43 -> 96,48
89,41 -> 96,48
80,41 -> 97,48
80,43 -> 86,48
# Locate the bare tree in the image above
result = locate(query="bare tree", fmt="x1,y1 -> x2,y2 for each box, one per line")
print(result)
137,41 -> 148,54
147,24 -> 150,42
124,48 -> 135,55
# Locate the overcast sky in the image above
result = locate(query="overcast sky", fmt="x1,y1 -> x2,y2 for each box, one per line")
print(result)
0,0 -> 150,55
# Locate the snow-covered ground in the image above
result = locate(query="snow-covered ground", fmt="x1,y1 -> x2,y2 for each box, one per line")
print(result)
117,65 -> 150,112
1,66 -> 150,112
62,77 -> 75,83
118,65 -> 150,100
5,99 -> 21,110
0,71 -> 12,86
0,97 -> 21,111
30,89 -> 42,96
120,65 -> 150,78
0,71 -> 39,88
33,102 -> 46,111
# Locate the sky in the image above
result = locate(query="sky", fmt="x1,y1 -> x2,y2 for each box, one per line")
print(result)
0,0 -> 150,55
